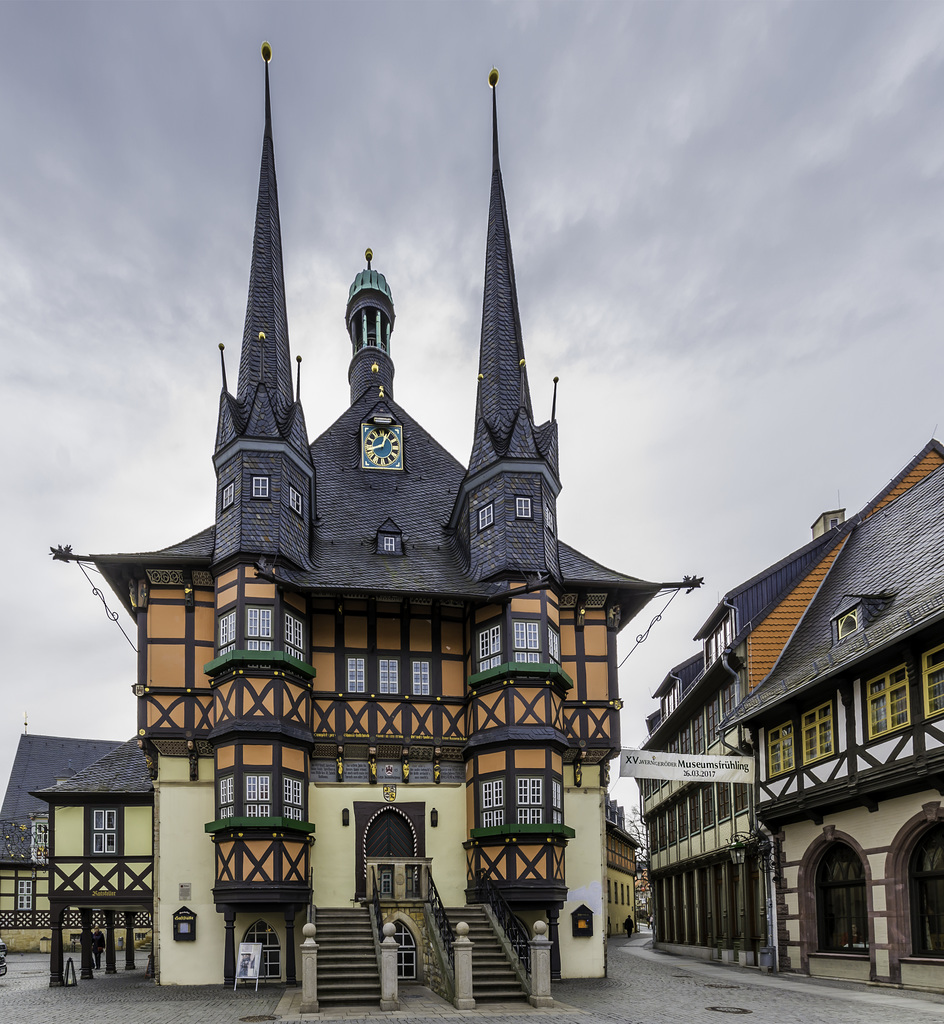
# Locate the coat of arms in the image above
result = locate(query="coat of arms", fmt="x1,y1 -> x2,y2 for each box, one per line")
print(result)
383,785 -> 397,802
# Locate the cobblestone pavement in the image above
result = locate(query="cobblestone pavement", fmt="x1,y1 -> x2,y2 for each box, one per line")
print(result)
4,930 -> 944,1024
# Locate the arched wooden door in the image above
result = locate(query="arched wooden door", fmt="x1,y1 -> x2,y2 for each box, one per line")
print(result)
365,809 -> 416,858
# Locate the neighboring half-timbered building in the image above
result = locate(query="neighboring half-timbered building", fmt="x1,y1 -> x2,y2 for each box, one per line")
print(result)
731,444 -> 944,991
36,740 -> 153,983
643,441 -> 944,992
0,733 -> 120,951
52,52 -> 674,985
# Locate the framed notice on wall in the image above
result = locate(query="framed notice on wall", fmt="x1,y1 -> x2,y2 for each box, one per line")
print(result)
235,942 -> 263,991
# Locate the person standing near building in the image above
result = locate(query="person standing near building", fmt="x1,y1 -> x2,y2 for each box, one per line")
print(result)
624,915 -> 634,937
92,927 -> 105,970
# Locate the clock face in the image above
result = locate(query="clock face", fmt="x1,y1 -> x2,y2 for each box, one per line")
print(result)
361,423 -> 403,469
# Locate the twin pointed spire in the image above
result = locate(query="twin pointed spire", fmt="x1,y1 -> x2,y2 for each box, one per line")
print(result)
235,41 -> 294,411
469,69 -> 557,478
215,42 -> 309,462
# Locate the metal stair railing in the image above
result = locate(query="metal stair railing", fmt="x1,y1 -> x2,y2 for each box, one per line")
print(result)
426,870 -> 454,968
474,869 -> 531,973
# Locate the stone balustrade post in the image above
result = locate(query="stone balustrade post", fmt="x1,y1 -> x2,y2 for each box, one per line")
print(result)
529,919 -> 554,1007
299,922 -> 319,1013
380,921 -> 400,1010
453,920 -> 475,1010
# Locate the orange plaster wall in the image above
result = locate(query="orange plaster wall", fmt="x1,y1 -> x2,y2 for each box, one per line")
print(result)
411,618 -> 432,652
244,582 -> 275,599
345,616 -> 368,649
514,748 -> 546,769
476,751 -> 506,774
194,605 -> 214,642
442,621 -> 463,656
376,617 -> 400,650
282,748 -> 305,772
242,745 -> 273,765
217,746 -> 235,769
584,660 -> 609,698
192,649 -> 212,687
148,645 -> 185,686
311,614 -> 334,647
311,652 -> 335,690
583,623 -> 608,657
148,604 -> 185,639
442,661 -> 464,696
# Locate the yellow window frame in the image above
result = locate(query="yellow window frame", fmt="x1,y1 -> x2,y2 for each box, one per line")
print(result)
923,643 -> 944,719
802,701 -> 834,764
767,722 -> 795,776
867,665 -> 909,739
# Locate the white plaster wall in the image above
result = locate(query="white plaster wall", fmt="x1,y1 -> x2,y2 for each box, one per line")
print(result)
309,783 -> 468,907
155,757 -> 219,985
561,783 -> 605,979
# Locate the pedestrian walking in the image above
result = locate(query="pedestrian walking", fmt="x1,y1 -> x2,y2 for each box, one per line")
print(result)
92,927 -> 105,970
624,915 -> 635,937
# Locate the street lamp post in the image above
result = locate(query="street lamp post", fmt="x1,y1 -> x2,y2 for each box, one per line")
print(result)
728,828 -> 778,969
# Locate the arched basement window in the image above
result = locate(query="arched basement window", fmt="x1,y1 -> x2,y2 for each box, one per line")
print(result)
243,919 -> 281,979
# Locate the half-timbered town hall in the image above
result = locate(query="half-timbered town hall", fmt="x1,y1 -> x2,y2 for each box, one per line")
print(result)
47,50 -> 667,991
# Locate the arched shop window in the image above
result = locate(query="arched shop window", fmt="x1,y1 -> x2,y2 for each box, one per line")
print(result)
817,843 -> 868,951
243,919 -> 281,978
911,824 -> 944,956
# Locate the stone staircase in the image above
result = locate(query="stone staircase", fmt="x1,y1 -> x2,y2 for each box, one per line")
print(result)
446,905 -> 529,1002
314,907 -> 381,1007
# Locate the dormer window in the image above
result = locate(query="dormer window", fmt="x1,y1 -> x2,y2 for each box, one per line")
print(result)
704,613 -> 734,667
252,476 -> 270,499
376,519 -> 403,555
837,608 -> 858,640
222,482 -> 235,510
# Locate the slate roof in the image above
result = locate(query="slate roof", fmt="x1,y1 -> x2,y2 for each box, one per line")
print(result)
1,734 -> 122,823
34,739 -> 152,797
732,459 -> 944,722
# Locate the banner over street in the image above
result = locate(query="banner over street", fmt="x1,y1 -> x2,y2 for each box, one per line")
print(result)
620,749 -> 754,783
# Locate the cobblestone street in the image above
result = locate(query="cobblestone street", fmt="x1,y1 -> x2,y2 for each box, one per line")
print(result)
3,931 -> 944,1024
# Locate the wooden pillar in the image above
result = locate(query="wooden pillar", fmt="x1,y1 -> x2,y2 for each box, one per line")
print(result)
105,909 -> 117,974
284,906 -> 297,986
223,906 -> 236,986
80,908 -> 94,980
548,907 -> 561,980
48,902 -> 64,987
123,911 -> 137,970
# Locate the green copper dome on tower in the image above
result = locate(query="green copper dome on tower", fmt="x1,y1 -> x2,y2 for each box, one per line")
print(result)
347,248 -> 394,305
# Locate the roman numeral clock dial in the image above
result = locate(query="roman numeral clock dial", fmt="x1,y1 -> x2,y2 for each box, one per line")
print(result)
361,423 -> 403,470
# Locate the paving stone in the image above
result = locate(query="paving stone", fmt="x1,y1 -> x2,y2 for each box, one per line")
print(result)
3,933 -> 944,1024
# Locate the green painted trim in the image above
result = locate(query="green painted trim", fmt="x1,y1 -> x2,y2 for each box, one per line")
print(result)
203,650 -> 316,680
204,817 -> 316,834
468,662 -> 573,690
469,823 -> 575,840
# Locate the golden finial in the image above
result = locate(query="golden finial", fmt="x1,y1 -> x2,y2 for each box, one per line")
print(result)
379,384 -> 385,397
219,343 -> 225,351
488,68 -> 499,88
365,247 -> 373,263
296,354 -> 302,363
477,373 -> 484,381
261,41 -> 272,63
371,363 -> 379,373
519,358 -> 526,367
258,331 -> 266,340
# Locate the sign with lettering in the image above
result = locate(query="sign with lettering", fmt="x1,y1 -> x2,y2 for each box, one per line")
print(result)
619,749 -> 754,783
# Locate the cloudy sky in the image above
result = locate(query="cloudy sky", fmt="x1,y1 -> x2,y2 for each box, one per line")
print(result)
2,1 -> 944,808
